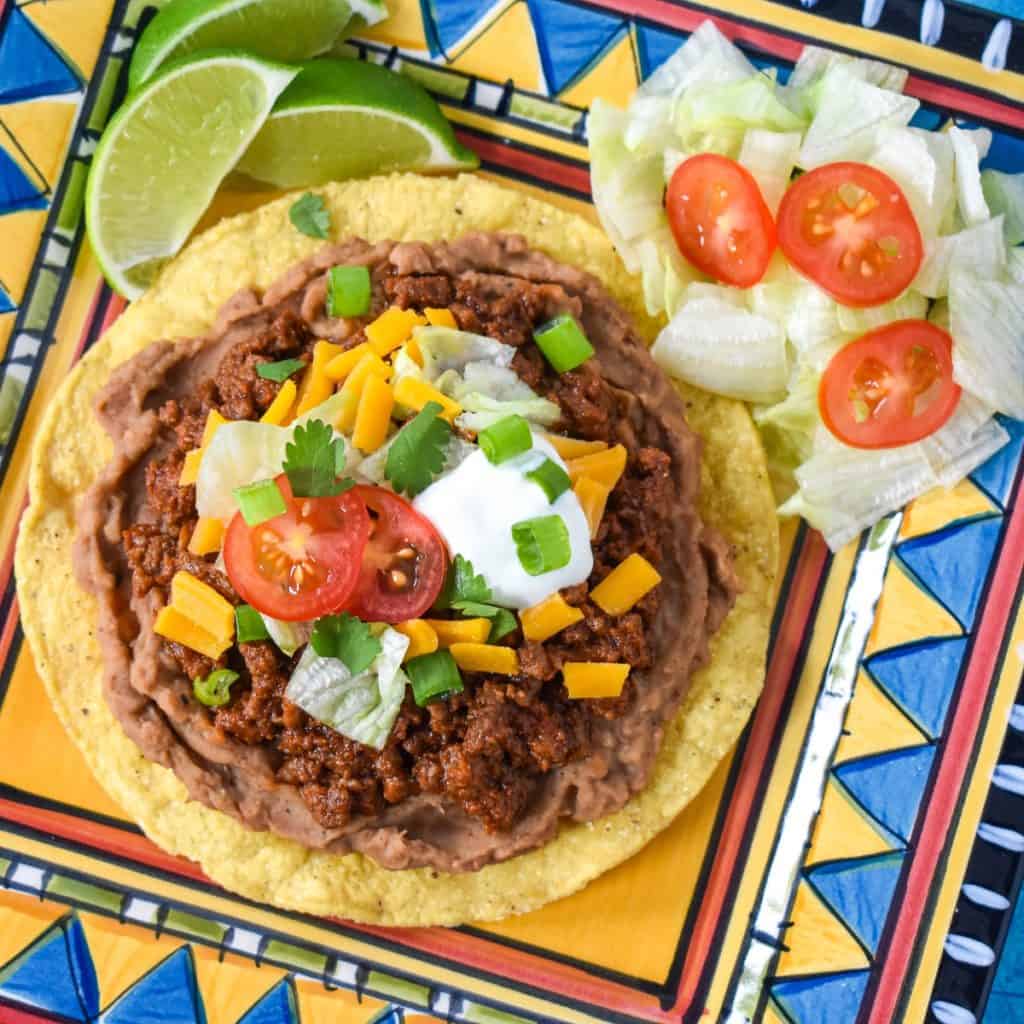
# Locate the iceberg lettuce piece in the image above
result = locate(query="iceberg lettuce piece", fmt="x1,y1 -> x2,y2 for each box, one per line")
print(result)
261,616 -> 311,657
949,125 -> 993,228
676,75 -> 805,135
981,169 -> 1024,246
786,45 -> 908,98
753,366 -> 821,501
836,289 -> 928,334
285,627 -> 409,751
914,216 -> 1007,298
637,18 -> 755,99
738,128 -> 802,213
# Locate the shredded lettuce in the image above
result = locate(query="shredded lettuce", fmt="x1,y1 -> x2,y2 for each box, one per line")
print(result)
261,616 -> 311,657
949,125 -> 993,228
914,216 -> 1007,298
676,75 -> 805,136
786,45 -> 908,98
457,393 -> 561,433
739,129 -> 802,213
412,326 -> 514,381
753,366 -> 820,501
950,270 -> 1024,418
285,628 -> 409,750
981,170 -> 1024,246
836,289 -> 928,334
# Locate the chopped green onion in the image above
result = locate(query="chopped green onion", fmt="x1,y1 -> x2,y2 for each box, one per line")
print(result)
533,314 -> 595,373
235,604 -> 269,644
511,515 -> 571,575
233,478 -> 287,526
525,457 -> 571,503
406,650 -> 464,706
256,358 -> 305,382
478,414 -> 533,464
193,668 -> 239,708
327,265 -> 372,318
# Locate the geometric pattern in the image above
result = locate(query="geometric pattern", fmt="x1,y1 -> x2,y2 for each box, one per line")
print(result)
0,2 -> 1022,1024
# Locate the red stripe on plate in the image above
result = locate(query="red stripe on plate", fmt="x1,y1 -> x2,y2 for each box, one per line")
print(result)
454,129 -> 592,195
868,488 -> 1024,1021
0,1002 -> 66,1024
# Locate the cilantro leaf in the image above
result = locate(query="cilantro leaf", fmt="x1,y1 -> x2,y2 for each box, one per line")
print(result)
487,608 -> 518,642
384,401 -> 451,497
310,613 -> 382,675
284,419 -> 353,498
289,192 -> 330,239
257,358 -> 306,382
435,556 -> 517,640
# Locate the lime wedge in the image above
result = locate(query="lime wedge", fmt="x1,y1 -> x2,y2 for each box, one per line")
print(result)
235,59 -> 479,188
87,53 -> 298,299
128,0 -> 385,91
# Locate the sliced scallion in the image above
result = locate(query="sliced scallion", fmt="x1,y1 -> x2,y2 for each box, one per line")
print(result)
525,457 -> 571,503
327,265 -> 372,318
478,414 -> 533,464
233,478 -> 287,526
256,358 -> 305,382
406,649 -> 464,706
533,314 -> 595,373
511,514 -> 571,575
193,668 -> 239,708
235,604 -> 269,644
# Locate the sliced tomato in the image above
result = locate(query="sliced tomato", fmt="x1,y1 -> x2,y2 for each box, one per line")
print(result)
223,475 -> 370,622
665,153 -> 777,288
345,485 -> 447,623
820,320 -> 961,449
777,162 -> 924,308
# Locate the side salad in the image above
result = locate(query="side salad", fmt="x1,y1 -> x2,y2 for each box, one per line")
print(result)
590,20 -> 1024,550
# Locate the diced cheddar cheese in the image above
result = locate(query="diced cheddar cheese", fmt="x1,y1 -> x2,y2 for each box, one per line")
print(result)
324,341 -> 372,381
337,352 -> 391,432
403,336 -> 424,366
260,378 -> 297,426
590,553 -> 662,616
395,620 -> 439,662
574,476 -> 611,540
170,570 -> 235,640
366,307 -> 426,357
425,618 -> 492,646
563,662 -> 630,699
393,376 -> 462,423
188,517 -> 225,557
352,375 -> 395,453
450,642 -> 519,676
424,307 -> 457,328
179,447 -> 204,487
519,593 -> 584,643
295,340 -> 345,417
566,444 -> 627,489
545,435 -> 608,460
153,605 -> 231,661
200,410 -> 228,448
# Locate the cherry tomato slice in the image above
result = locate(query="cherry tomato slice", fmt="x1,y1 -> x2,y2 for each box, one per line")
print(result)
223,475 -> 370,622
665,153 -> 777,288
777,162 -> 924,308
820,320 -> 961,450
344,485 -> 448,623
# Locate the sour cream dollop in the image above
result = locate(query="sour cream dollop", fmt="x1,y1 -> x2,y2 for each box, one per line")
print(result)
413,435 -> 593,610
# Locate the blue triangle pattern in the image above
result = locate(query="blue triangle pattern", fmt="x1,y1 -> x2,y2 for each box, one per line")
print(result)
420,0 -> 493,57
771,970 -> 870,1024
896,516 -> 1003,630
971,415 -> 1024,508
807,852 -> 905,954
100,947 -> 206,1024
369,1010 -> 404,1024
526,0 -> 627,94
635,23 -> 686,80
0,143 -> 46,213
0,8 -> 80,104
864,637 -> 967,739
0,915 -> 99,1021
0,283 -> 14,314
835,745 -> 935,843
237,979 -> 299,1024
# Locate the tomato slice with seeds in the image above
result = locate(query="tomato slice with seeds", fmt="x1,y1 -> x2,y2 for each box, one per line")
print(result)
777,162 -> 924,308
665,153 -> 777,288
344,485 -> 447,623
223,475 -> 370,622
819,320 -> 961,450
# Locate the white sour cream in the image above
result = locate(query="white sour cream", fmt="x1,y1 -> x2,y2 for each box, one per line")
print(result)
413,435 -> 593,610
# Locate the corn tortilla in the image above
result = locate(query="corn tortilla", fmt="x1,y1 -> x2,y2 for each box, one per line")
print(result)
15,173 -> 778,925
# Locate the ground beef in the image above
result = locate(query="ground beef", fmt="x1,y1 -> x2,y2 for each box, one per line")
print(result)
123,268 -> 691,833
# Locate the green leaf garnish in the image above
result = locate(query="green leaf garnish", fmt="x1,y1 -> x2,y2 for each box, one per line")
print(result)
384,401 -> 452,497
487,608 -> 518,642
310,612 -> 382,675
256,358 -> 306,382
284,419 -> 354,498
193,668 -> 239,708
289,192 -> 330,239
436,555 -> 516,639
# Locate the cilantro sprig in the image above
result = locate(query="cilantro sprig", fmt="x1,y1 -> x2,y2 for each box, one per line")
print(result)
384,401 -> 452,497
283,419 -> 353,498
257,358 -> 306,382
435,555 -> 517,641
310,613 -> 381,675
289,192 -> 330,239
